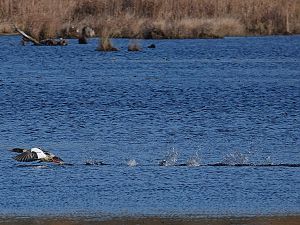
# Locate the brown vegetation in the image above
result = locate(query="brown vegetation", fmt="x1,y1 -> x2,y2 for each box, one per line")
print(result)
98,36 -> 118,51
1,215 -> 300,225
0,0 -> 299,39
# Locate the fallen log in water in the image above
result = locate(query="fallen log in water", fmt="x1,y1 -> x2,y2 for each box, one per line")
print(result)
14,25 -> 68,46
14,25 -> 41,45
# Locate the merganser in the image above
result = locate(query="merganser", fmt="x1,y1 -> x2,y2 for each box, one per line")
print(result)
11,147 -> 64,164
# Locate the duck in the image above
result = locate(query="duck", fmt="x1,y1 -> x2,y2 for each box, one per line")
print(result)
11,147 -> 64,164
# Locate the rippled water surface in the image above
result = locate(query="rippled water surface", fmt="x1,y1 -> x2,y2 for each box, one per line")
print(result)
0,35 -> 299,217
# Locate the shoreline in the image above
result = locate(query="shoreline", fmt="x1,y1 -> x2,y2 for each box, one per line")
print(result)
0,32 -> 299,39
1,0 -> 299,40
1,215 -> 300,225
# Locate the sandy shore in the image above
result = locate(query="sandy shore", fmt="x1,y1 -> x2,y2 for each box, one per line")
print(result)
0,215 -> 299,225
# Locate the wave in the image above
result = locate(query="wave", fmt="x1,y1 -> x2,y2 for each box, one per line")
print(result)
13,151 -> 300,168
15,162 -> 300,168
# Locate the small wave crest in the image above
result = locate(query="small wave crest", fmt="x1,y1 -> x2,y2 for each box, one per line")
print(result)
221,151 -> 249,165
186,152 -> 201,167
126,159 -> 138,167
159,148 -> 179,166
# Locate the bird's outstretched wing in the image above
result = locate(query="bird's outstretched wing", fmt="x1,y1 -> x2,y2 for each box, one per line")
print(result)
11,148 -> 29,153
13,151 -> 38,162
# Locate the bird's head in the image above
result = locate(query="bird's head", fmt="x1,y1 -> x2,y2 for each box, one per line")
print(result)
52,156 -> 64,164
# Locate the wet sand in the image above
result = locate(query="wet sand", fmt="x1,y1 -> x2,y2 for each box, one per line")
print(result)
0,215 -> 299,225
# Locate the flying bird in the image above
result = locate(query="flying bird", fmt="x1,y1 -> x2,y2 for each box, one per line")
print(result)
11,147 -> 64,164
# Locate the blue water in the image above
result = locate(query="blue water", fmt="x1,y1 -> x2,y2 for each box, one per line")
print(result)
0,35 -> 299,217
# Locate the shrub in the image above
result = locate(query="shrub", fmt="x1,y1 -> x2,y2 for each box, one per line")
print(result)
97,36 -> 118,51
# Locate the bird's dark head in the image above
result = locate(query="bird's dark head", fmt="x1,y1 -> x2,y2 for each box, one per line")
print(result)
52,156 -> 64,164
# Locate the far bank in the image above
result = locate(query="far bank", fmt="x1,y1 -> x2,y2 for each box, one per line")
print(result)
1,215 -> 300,225
0,0 -> 299,40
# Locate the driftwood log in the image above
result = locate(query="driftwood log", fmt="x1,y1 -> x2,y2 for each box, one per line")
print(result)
14,26 -> 41,45
14,25 -> 68,46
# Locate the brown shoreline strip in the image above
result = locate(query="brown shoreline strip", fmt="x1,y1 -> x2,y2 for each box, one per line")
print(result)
1,215 -> 300,225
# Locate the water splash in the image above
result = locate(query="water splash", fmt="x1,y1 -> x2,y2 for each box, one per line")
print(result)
186,152 -> 201,167
16,164 -> 49,169
221,151 -> 249,165
159,148 -> 179,166
126,159 -> 138,167
263,156 -> 274,165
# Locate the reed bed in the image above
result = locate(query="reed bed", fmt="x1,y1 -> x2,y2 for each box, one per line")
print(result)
98,36 -> 118,51
0,0 -> 299,39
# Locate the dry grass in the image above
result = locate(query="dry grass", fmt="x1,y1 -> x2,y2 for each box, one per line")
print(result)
0,21 -> 11,33
98,37 -> 118,51
97,28 -> 118,51
0,0 -> 299,38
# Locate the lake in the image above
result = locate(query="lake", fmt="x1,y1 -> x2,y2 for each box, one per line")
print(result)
0,35 -> 299,218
